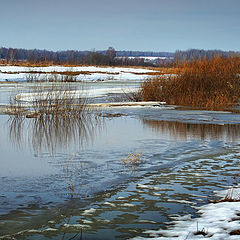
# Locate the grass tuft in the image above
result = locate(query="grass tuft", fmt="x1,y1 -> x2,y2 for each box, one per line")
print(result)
194,222 -> 208,236
121,151 -> 144,166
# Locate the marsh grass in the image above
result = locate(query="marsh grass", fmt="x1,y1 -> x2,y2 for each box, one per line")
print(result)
210,187 -> 240,203
140,56 -> 240,109
121,151 -> 144,169
26,73 -> 77,82
7,83 -> 100,153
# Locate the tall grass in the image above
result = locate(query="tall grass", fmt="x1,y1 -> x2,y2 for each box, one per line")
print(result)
7,83 -> 100,153
26,73 -> 77,82
140,56 -> 240,109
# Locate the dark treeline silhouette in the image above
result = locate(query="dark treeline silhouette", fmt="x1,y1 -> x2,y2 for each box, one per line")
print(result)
174,49 -> 240,63
116,50 -> 173,57
1,47 -> 238,66
0,47 -> 173,66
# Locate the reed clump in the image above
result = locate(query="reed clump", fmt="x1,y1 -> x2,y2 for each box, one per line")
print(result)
210,187 -> 240,203
121,151 -> 144,166
7,83 -> 99,153
140,56 -> 240,109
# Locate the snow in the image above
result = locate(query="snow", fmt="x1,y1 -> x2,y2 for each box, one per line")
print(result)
120,203 -> 135,207
82,208 -> 97,215
130,187 -> 240,240
0,65 -> 156,73
118,57 -> 174,61
136,184 -> 164,191
15,87 -> 139,101
117,56 -> 173,61
63,223 -> 90,229
103,201 -> 116,207
0,72 -> 26,81
0,65 -> 158,82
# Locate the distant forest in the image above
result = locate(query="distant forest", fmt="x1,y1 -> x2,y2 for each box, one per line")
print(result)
174,49 -> 240,62
0,47 -> 173,66
0,47 -> 239,66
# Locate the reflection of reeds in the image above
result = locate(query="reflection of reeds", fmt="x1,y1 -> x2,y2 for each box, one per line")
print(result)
8,107 -> 99,154
142,119 -> 240,141
8,84 -> 101,154
67,183 -> 75,199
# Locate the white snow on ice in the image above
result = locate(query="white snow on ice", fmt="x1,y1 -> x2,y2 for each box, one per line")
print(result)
130,187 -> 240,240
82,208 -> 97,216
15,87 -> 139,101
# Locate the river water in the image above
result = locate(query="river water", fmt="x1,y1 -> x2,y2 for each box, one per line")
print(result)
0,82 -> 240,239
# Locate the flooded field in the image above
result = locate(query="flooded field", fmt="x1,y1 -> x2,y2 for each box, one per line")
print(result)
1,75 -> 240,239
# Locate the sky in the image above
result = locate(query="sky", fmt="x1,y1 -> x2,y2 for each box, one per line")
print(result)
0,0 -> 239,52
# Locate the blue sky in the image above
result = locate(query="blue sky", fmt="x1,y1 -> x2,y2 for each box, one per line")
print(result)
0,0 -> 239,52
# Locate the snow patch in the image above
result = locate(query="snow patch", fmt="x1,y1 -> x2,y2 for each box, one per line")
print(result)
82,208 -> 97,215
130,187 -> 240,240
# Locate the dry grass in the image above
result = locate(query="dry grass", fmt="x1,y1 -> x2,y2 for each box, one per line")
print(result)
210,187 -> 240,203
230,230 -> 240,235
7,84 -> 99,153
25,73 -> 78,82
121,89 -> 144,102
67,183 -> 75,199
0,60 -> 164,73
121,151 -> 144,166
140,56 -> 240,109
193,222 -> 209,237
15,84 -> 89,115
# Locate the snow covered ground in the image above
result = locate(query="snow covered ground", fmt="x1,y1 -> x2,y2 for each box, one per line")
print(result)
0,65 -> 156,73
0,65 -> 159,82
15,87 -> 139,101
131,186 -> 240,240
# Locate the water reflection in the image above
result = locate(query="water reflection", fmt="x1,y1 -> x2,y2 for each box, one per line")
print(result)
142,119 -> 240,141
8,110 -> 101,154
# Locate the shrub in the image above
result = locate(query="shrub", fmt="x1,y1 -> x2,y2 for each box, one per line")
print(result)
140,56 -> 240,109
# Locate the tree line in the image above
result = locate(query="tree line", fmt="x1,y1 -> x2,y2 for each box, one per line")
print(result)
0,47 -> 238,66
174,49 -> 240,63
0,47 -> 173,66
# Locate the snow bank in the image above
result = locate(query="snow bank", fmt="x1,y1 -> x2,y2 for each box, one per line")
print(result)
131,187 -> 240,240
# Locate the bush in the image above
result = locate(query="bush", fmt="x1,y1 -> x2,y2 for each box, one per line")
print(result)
140,56 -> 240,109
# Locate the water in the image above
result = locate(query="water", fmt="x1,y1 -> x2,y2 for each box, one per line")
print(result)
1,82 -> 240,239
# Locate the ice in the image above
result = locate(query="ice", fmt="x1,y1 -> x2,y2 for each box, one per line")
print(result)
63,223 -> 90,229
130,187 -> 240,239
0,65 -> 156,73
136,184 -> 163,191
82,208 -> 97,215
15,87 -> 139,101
103,201 -> 116,207
120,203 -> 135,207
